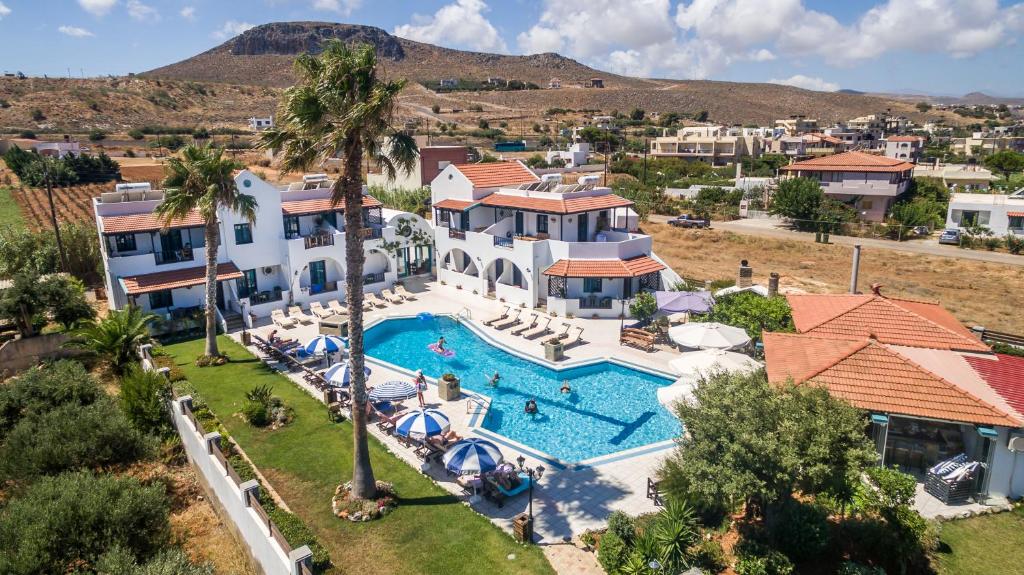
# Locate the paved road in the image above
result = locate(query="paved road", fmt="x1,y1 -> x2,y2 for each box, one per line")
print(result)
648,215 -> 1024,267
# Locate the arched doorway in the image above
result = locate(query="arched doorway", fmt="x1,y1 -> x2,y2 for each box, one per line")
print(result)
365,249 -> 391,285
484,257 -> 527,297
442,248 -> 479,276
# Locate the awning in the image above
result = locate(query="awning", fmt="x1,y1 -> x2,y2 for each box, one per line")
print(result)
434,199 -> 477,211
120,262 -> 242,295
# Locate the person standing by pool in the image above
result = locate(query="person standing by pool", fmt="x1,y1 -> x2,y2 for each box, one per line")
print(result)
488,372 -> 501,387
414,369 -> 428,407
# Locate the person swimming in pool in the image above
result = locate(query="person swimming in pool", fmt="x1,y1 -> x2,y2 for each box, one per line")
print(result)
560,380 -> 571,394
524,398 -> 538,414
488,372 -> 501,387
436,336 -> 446,351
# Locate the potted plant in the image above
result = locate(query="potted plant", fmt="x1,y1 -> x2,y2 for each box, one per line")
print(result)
544,337 -> 564,361
438,373 -> 461,401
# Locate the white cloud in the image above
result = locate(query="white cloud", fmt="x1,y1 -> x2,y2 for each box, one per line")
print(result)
747,48 -> 776,62
180,6 -> 195,20
394,0 -> 508,53
77,0 -> 117,16
58,25 -> 95,38
518,0 -> 675,59
0,2 -> 11,19
212,20 -> 255,40
311,0 -> 361,15
768,74 -> 839,92
126,0 -> 158,22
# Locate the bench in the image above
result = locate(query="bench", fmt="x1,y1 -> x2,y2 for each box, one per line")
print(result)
620,327 -> 657,352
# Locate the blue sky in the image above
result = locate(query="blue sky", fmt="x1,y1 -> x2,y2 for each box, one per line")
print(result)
0,0 -> 1022,96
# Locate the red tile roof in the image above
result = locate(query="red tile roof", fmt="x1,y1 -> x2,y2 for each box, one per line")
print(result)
452,161 -> 538,189
763,332 -> 1020,427
1007,211 -> 1024,217
543,256 -> 665,278
779,150 -> 915,173
786,294 -> 989,352
805,133 -> 843,145
280,195 -> 382,216
965,354 -> 1024,419
480,193 -> 633,214
886,136 -> 924,142
121,262 -> 242,295
100,210 -> 204,234
434,199 -> 476,211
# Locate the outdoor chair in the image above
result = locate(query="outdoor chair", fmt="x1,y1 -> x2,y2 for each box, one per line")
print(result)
364,293 -> 388,308
309,301 -> 333,320
511,313 -> 538,336
393,284 -> 417,300
484,473 -> 532,508
550,322 -> 571,339
563,327 -> 585,348
381,288 -> 404,304
271,309 -> 297,328
522,318 -> 552,340
491,309 -> 522,330
483,306 -> 511,326
287,305 -> 314,324
327,299 -> 348,315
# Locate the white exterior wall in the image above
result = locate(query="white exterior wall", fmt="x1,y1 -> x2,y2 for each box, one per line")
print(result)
945,193 -> 1024,235
987,427 -> 1024,500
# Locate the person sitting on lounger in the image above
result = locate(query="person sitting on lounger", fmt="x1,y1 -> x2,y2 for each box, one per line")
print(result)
269,329 -> 280,344
430,430 -> 463,448
560,380 -> 571,394
436,336 -> 446,351
488,372 -> 501,387
525,398 -> 538,414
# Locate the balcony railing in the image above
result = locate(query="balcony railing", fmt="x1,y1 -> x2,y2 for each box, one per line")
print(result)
304,232 -> 334,249
493,236 -> 514,249
247,289 -> 284,304
578,295 -> 613,309
363,271 -> 385,285
154,249 -> 194,265
448,228 -> 466,240
360,227 -> 383,240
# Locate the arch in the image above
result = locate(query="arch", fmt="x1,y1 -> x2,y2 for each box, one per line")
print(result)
483,257 -> 528,290
365,249 -> 391,275
442,247 -> 479,276
293,256 -> 345,295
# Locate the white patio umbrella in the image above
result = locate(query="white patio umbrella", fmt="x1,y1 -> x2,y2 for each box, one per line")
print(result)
668,349 -> 762,381
667,322 -> 751,350
657,378 -> 699,407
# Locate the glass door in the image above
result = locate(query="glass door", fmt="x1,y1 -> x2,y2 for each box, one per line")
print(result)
309,260 -> 326,292
577,213 -> 589,241
237,269 -> 257,299
160,229 -> 183,260
515,211 -> 524,235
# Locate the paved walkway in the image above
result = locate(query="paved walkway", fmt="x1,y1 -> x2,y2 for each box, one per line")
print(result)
648,215 -> 1024,267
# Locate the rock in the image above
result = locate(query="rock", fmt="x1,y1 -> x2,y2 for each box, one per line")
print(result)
507,554 -> 516,561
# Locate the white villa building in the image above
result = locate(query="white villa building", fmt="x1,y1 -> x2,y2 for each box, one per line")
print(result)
779,151 -> 915,222
93,173 -> 432,330
945,190 -> 1024,235
430,161 -> 679,318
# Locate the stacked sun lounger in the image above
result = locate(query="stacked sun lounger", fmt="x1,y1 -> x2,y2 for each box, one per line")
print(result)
924,453 -> 978,504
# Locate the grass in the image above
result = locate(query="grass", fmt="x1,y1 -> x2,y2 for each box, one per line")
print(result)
161,336 -> 554,575
932,505 -> 1024,575
0,186 -> 25,229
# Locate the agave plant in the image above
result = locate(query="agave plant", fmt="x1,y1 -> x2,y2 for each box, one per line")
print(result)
67,306 -> 157,375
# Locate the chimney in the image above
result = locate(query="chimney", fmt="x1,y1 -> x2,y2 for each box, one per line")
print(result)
849,245 -> 861,294
737,260 -> 753,288
870,283 -> 884,296
768,272 -> 780,297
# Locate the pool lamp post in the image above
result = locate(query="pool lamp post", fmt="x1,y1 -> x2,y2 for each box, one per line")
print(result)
515,455 -> 545,539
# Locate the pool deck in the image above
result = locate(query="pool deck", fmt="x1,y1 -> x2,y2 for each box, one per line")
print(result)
234,279 -> 682,554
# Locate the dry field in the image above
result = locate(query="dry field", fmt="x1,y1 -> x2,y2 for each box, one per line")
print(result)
646,223 -> 1024,334
10,183 -> 101,230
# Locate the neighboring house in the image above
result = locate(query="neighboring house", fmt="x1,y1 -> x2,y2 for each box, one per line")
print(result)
439,78 -> 457,89
763,292 -> 1024,504
778,151 -> 915,221
775,116 -> 819,135
945,190 -> 1024,235
34,137 -> 81,158
545,142 -> 590,168
650,126 -> 762,165
884,136 -> 925,163
587,78 -> 604,88
93,173 -> 432,328
952,133 -> 1024,157
913,162 -> 997,191
547,77 -> 562,89
430,161 -> 678,318
367,144 -> 471,190
248,116 -> 273,131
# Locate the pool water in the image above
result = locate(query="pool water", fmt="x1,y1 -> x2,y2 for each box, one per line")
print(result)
363,316 -> 681,462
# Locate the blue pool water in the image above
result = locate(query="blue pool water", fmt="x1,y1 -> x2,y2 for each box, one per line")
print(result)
363,316 -> 681,462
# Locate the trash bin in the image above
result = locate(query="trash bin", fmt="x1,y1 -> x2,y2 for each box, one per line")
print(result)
438,375 -> 461,401
513,512 -> 533,543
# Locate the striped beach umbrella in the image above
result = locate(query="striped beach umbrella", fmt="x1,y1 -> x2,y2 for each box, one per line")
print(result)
303,334 -> 346,355
368,380 -> 418,402
322,361 -> 371,387
443,438 -> 504,476
395,408 -> 451,439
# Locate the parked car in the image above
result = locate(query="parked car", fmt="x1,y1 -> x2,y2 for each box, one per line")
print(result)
912,226 -> 931,237
938,229 -> 961,245
668,214 -> 710,228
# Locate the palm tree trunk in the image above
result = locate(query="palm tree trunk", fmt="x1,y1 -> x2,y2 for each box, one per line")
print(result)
204,219 -> 221,357
341,137 -> 376,500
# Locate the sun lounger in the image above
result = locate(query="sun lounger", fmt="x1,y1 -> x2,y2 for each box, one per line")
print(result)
550,322 -> 571,340
522,317 -> 552,340
287,305 -> 314,324
563,326 -> 585,348
364,293 -> 387,308
271,309 -> 297,328
327,299 -> 348,316
309,301 -> 333,319
381,288 -> 404,304
491,309 -> 522,330
484,473 -> 532,507
483,306 -> 511,326
511,313 -> 538,335
393,284 -> 416,300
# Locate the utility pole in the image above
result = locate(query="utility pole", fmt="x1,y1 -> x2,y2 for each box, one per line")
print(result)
43,160 -> 69,273
642,138 -> 649,185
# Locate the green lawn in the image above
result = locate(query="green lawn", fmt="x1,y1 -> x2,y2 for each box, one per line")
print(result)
162,336 -> 554,575
0,186 -> 25,229
933,505 -> 1024,575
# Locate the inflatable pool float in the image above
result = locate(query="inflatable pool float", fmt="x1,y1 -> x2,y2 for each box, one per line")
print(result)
427,343 -> 455,357
417,312 -> 434,321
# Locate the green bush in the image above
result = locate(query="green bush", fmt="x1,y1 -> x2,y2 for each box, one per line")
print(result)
597,530 -> 629,574
0,471 -> 170,575
242,399 -> 270,427
692,539 -> 727,573
121,366 -> 172,436
770,501 -> 830,561
0,360 -> 100,438
607,510 -> 636,545
628,292 -> 658,324
128,128 -> 146,140
89,128 -> 107,141
95,545 -> 213,575
267,508 -> 331,572
734,541 -> 794,575
836,561 -> 886,575
1005,234 -> 1024,255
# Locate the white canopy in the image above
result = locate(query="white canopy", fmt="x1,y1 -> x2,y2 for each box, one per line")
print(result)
668,349 -> 762,381
667,322 -> 752,350
657,378 -> 699,407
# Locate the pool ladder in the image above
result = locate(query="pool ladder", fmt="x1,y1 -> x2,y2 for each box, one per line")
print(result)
457,307 -> 472,321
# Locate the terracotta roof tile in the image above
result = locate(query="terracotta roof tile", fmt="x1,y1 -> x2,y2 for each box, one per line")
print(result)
543,256 -> 665,278
434,199 -> 476,211
1007,211 -> 1024,217
480,193 -> 633,214
886,136 -> 924,142
280,195 -> 382,216
787,294 -> 989,352
779,150 -> 915,173
121,262 -> 242,295
763,332 -> 1020,427
100,211 -> 204,234
452,161 -> 538,188
965,354 -> 1024,419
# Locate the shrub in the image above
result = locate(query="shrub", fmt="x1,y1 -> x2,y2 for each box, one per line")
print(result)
124,148 -> 136,158
267,508 -> 331,572
734,541 -> 794,575
0,471 -> 170,575
982,235 -> 1003,251
629,292 -> 658,323
431,104 -> 441,113
128,128 -> 145,140
607,510 -> 636,544
95,545 -> 213,575
769,500 -> 830,561
597,530 -> 629,574
0,360 -> 100,437
18,129 -> 36,139
1006,234 -> 1024,255
30,108 -> 45,121
692,539 -> 727,573
836,561 -> 886,575
67,306 -> 157,376
89,128 -> 107,141
242,399 -> 270,427
121,366 -> 172,436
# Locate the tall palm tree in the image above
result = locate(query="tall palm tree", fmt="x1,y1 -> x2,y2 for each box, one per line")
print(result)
260,41 -> 417,499
155,144 -> 257,358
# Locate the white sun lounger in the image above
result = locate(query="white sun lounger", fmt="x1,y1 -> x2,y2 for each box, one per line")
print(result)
309,301 -> 333,319
491,309 -> 522,330
364,293 -> 388,308
381,288 -> 404,304
549,322 -> 571,340
271,309 -> 297,328
327,299 -> 348,316
563,326 -> 585,348
511,313 -> 538,335
287,305 -> 314,324
483,306 -> 511,326
393,284 -> 417,300
522,317 -> 552,340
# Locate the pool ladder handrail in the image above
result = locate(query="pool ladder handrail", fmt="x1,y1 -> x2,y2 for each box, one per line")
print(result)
457,307 -> 472,320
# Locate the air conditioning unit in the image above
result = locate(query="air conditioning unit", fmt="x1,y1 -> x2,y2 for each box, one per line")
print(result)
262,267 -> 274,275
1008,435 -> 1024,452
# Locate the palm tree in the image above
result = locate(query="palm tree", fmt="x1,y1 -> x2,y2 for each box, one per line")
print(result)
260,41 -> 417,499
154,144 -> 257,358
67,306 -> 157,375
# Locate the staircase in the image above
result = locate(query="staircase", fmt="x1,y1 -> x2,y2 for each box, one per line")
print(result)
222,311 -> 245,333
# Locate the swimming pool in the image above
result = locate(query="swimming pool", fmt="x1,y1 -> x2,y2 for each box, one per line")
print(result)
363,316 -> 681,463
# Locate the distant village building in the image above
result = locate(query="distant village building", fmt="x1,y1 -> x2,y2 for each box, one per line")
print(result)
547,77 -> 562,89
33,135 -> 81,158
650,125 -> 762,166
945,189 -> 1024,235
586,78 -> 604,88
952,132 -> 1024,157
248,116 -> 274,131
775,116 -> 819,135
884,136 -> 925,163
914,162 -> 997,191
545,142 -> 590,168
367,138 -> 470,190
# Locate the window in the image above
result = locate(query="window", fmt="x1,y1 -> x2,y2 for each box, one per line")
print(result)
148,289 -> 173,309
114,234 -> 136,252
583,278 -> 602,293
234,223 -> 253,244
536,213 -> 548,234
1009,216 -> 1024,230
438,160 -> 451,171
283,216 -> 300,238
237,269 -> 257,298
439,210 -> 451,225
860,199 -> 873,210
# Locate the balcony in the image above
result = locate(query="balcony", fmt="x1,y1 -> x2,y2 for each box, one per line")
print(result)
578,295 -> 614,309
304,232 -> 334,249
448,228 -> 466,240
154,249 -> 195,265
493,236 -> 514,249
360,227 -> 383,240
363,271 -> 385,285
